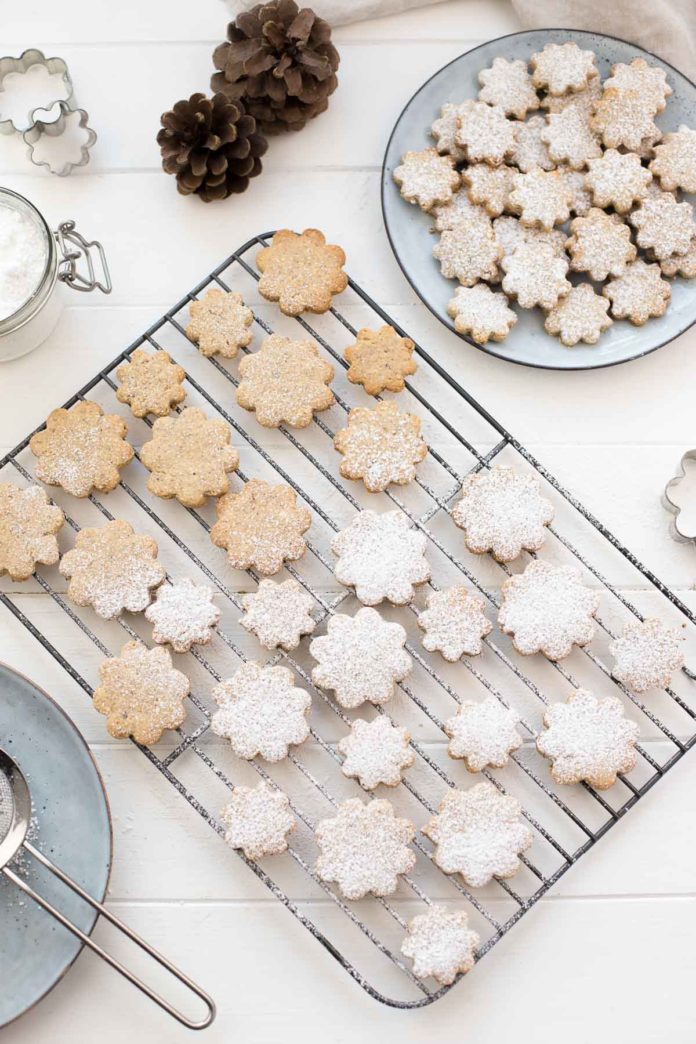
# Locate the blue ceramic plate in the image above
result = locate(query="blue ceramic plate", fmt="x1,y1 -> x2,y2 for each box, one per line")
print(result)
0,663 -> 112,1028
381,29 -> 696,369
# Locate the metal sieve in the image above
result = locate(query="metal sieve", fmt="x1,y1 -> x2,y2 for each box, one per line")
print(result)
0,748 -> 215,1030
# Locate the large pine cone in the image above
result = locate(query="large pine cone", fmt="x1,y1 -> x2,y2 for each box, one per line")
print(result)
211,0 -> 339,134
157,92 -> 267,202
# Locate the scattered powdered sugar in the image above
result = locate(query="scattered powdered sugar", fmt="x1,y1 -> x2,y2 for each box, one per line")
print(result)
609,617 -> 685,694
537,688 -> 640,789
212,662 -> 311,762
220,780 -> 296,860
315,797 -> 416,900
418,585 -> 492,660
333,400 -> 428,493
444,697 -> 523,772
452,465 -> 554,562
332,510 -> 431,606
401,904 -> 480,985
0,202 -> 48,321
338,716 -> 414,790
240,577 -> 316,650
145,577 -> 220,653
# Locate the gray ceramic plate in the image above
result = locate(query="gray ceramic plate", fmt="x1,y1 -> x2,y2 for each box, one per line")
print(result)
381,29 -> 696,369
0,663 -> 112,1028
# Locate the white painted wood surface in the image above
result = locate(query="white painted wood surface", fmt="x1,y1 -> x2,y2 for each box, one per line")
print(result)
2,2 -> 696,1040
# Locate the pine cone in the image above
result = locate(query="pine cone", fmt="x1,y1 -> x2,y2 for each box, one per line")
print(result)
157,92 -> 267,202
211,1 -> 339,135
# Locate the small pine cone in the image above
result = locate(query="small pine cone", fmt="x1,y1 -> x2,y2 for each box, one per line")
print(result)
211,0 -> 339,135
157,92 -> 267,202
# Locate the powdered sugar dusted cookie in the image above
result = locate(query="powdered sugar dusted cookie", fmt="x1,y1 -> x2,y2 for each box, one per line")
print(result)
338,716 -> 414,790
537,688 -> 639,789
544,283 -> 612,347
604,57 -> 672,113
650,125 -> 696,193
418,586 -> 492,660
530,42 -> 598,96
629,193 -> 696,260
431,102 -> 474,162
115,348 -> 186,418
591,88 -> 660,152
493,216 -> 566,264
566,209 -> 636,281
333,400 -> 428,493
310,606 -> 411,709
212,662 -> 311,762
502,242 -> 571,309
559,166 -> 593,216
508,169 -> 572,230
394,148 -> 460,211
236,334 -> 334,428
145,578 -> 220,653
478,57 -> 539,119
240,578 -> 315,651
432,190 -> 491,232
498,559 -> 599,661
540,77 -> 602,115
344,325 -> 416,396
541,104 -> 601,170
659,239 -> 696,278
401,905 -> 479,985
584,149 -> 652,213
433,221 -> 502,286
94,641 -> 189,745
602,259 -> 671,324
423,782 -> 533,887
455,101 -> 515,166
445,698 -> 522,772
446,284 -> 517,344
609,617 -> 685,694
462,163 -> 517,217
315,798 -> 416,900
510,115 -> 554,173
331,510 -> 430,606
220,781 -> 296,860
186,289 -> 253,359
452,465 -> 554,562
0,483 -> 63,581
211,479 -> 311,575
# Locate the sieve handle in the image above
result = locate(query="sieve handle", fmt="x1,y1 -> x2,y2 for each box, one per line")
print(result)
3,842 -> 215,1031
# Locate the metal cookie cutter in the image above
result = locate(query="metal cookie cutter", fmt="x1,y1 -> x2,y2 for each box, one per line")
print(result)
0,48 -> 72,134
663,449 -> 696,543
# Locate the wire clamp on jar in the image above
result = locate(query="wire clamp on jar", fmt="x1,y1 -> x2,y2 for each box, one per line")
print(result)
56,221 -> 111,294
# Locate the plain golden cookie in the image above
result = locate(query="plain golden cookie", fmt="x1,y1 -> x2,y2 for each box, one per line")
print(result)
210,478 -> 311,575
343,325 -> 416,396
94,640 -> 189,745
186,288 -> 254,359
115,348 -> 186,418
0,483 -> 64,581
256,228 -> 348,316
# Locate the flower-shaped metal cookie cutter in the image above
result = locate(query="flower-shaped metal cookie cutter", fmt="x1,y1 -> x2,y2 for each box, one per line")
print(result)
24,101 -> 96,176
0,48 -> 72,134
663,450 -> 696,543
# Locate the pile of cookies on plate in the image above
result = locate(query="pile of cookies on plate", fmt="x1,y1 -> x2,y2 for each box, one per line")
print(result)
394,41 -> 696,346
0,227 -> 687,986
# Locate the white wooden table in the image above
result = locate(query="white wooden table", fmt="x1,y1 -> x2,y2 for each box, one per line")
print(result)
2,2 -> 696,1040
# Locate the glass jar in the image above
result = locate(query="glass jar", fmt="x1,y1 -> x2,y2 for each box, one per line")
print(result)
0,188 -> 110,362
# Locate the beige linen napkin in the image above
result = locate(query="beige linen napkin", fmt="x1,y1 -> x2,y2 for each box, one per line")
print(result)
224,0 -> 447,26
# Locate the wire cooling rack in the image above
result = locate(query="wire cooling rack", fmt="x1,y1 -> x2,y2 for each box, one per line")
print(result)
2,231 -> 696,1009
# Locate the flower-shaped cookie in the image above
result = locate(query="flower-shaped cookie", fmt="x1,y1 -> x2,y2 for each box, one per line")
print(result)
145,578 -> 220,653
417,586 -> 492,661
401,905 -> 479,985
508,170 -> 572,230
591,87 -> 660,152
604,58 -> 672,113
431,102 -> 474,162
332,510 -> 431,606
629,193 -> 696,260
502,241 -> 571,309
211,479 -> 311,575
236,334 -> 335,428
447,284 -> 517,345
338,716 -> 415,790
462,163 -> 517,218
59,519 -> 165,619
0,483 -> 64,581
333,400 -> 428,493
30,400 -> 133,498
240,577 -> 316,651
493,216 -> 566,264
433,221 -> 502,286
452,465 -> 554,562
393,148 -> 460,211
220,781 -> 296,860
560,166 -> 593,216
423,782 -> 533,888
650,125 -> 696,193
444,698 -> 523,772
498,559 -> 599,661
140,406 -> 239,508
530,42 -> 598,95
186,289 -> 254,358
602,260 -> 671,325
310,607 -> 411,709
510,115 -> 554,173
541,105 -> 601,170
537,688 -> 640,789
344,325 -> 416,396
432,190 -> 491,232
478,57 -> 539,119
455,102 -> 515,166
660,239 -> 696,279
609,617 -> 685,694
256,228 -> 348,316
115,348 -> 186,418
94,641 -> 190,745
211,662 -> 311,762
315,797 -> 416,900
541,77 -> 602,115
585,149 -> 652,213
566,209 -> 636,281
544,283 -> 613,347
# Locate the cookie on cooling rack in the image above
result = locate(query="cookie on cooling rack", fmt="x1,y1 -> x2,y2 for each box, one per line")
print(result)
115,348 -> 186,418
401,905 -> 480,985
186,288 -> 254,359
536,688 -> 640,789
417,585 -> 492,661
343,325 -> 416,396
444,698 -> 523,773
0,483 -> 64,581
315,797 -> 416,900
236,334 -> 335,428
256,229 -> 348,316
220,780 -> 296,860
333,400 -> 428,493
338,715 -> 414,790
145,578 -> 220,653
331,509 -> 431,606
210,479 -> 311,576
423,781 -> 533,888
609,617 -> 685,694
240,577 -> 316,651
